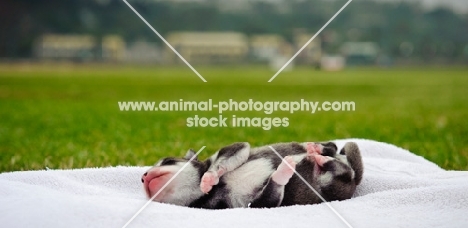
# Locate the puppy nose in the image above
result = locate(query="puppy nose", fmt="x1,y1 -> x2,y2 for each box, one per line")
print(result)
141,172 -> 148,183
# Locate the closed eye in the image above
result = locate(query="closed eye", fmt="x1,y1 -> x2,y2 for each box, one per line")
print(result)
160,158 -> 178,166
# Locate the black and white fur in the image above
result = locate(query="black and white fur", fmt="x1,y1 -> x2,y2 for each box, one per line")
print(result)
142,142 -> 363,209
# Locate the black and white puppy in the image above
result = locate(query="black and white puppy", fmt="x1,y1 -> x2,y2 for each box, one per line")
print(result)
141,142 -> 363,209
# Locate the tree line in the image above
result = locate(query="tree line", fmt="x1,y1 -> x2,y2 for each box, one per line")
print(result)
1,0 -> 467,61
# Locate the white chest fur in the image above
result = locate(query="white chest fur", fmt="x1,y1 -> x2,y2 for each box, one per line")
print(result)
222,159 -> 275,207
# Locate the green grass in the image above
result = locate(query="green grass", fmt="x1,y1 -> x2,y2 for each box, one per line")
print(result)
0,63 -> 467,172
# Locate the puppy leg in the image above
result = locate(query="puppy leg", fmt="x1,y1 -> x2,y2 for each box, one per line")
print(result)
200,171 -> 220,194
201,142 -> 250,193
306,142 -> 340,161
271,156 -> 296,185
306,142 -> 323,161
250,156 -> 296,208
339,142 -> 364,185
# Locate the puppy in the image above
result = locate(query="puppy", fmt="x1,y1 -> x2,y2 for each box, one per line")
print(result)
141,142 -> 363,209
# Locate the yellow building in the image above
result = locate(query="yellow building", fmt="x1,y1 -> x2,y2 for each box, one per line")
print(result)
35,34 -> 96,60
102,35 -> 125,62
35,34 -> 126,62
166,32 -> 248,64
293,30 -> 322,66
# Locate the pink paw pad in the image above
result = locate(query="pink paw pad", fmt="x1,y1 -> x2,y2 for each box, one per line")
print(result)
272,156 -> 296,186
306,143 -> 323,162
306,142 -> 323,155
200,171 -> 219,194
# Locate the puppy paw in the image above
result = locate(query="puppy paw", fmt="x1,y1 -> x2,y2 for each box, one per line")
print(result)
313,154 -> 333,167
306,142 -> 323,160
200,171 -> 219,194
272,156 -> 296,185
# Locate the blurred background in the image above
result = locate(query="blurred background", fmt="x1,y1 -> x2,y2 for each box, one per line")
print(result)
1,0 -> 467,172
1,0 -> 468,67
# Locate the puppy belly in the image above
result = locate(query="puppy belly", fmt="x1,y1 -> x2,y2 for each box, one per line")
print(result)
223,159 -> 274,207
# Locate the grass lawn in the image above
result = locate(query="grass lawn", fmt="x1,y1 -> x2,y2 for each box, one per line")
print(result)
0,63 -> 467,172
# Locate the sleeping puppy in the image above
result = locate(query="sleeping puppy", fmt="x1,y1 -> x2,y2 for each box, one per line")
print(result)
141,142 -> 363,209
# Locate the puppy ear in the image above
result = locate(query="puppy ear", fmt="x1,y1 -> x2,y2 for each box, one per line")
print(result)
184,149 -> 198,160
340,142 -> 363,185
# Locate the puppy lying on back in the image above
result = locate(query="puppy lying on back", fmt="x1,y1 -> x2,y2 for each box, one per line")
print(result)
142,142 -> 363,209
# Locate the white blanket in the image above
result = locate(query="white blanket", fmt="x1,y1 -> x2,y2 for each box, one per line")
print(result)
1,139 -> 467,228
